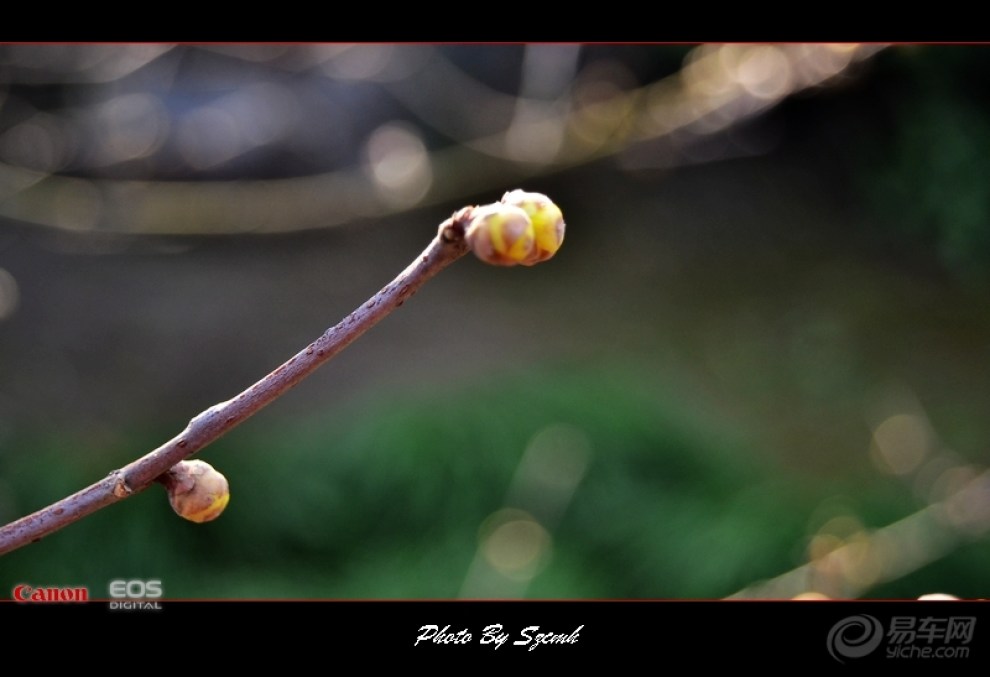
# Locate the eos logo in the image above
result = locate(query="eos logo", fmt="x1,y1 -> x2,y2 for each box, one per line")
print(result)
108,579 -> 163,610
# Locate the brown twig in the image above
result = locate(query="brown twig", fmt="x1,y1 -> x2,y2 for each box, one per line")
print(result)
0,208 -> 474,557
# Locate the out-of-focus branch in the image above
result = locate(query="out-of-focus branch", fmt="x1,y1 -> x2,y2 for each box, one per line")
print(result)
0,208 -> 474,556
0,44 -> 883,236
727,468 -> 990,599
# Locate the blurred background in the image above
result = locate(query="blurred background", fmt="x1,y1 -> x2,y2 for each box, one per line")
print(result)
1,44 -> 989,599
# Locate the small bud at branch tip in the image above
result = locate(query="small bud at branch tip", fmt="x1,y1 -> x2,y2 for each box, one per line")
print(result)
465,190 -> 565,267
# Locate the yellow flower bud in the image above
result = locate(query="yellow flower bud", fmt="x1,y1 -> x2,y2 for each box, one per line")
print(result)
162,459 -> 230,523
465,203 -> 535,266
500,189 -> 565,265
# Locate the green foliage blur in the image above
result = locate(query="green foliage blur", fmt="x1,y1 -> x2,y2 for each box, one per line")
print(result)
862,48 -> 990,285
2,364 -> 987,599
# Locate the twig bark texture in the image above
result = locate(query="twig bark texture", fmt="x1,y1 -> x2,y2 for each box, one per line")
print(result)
0,209 -> 473,556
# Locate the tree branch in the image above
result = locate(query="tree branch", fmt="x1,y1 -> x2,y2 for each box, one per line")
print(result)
0,208 -> 474,557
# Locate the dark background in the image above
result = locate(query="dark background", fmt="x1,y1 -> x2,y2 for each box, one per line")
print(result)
1,44 -> 988,599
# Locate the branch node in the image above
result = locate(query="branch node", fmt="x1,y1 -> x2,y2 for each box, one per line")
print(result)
440,206 -> 473,243
111,471 -> 133,498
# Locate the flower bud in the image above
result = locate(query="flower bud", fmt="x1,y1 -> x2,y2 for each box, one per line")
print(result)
465,203 -> 535,266
500,190 -> 565,265
918,593 -> 960,601
163,459 -> 230,523
791,592 -> 831,600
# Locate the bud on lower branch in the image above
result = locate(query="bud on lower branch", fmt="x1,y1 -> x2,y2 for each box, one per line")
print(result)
161,460 -> 230,523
